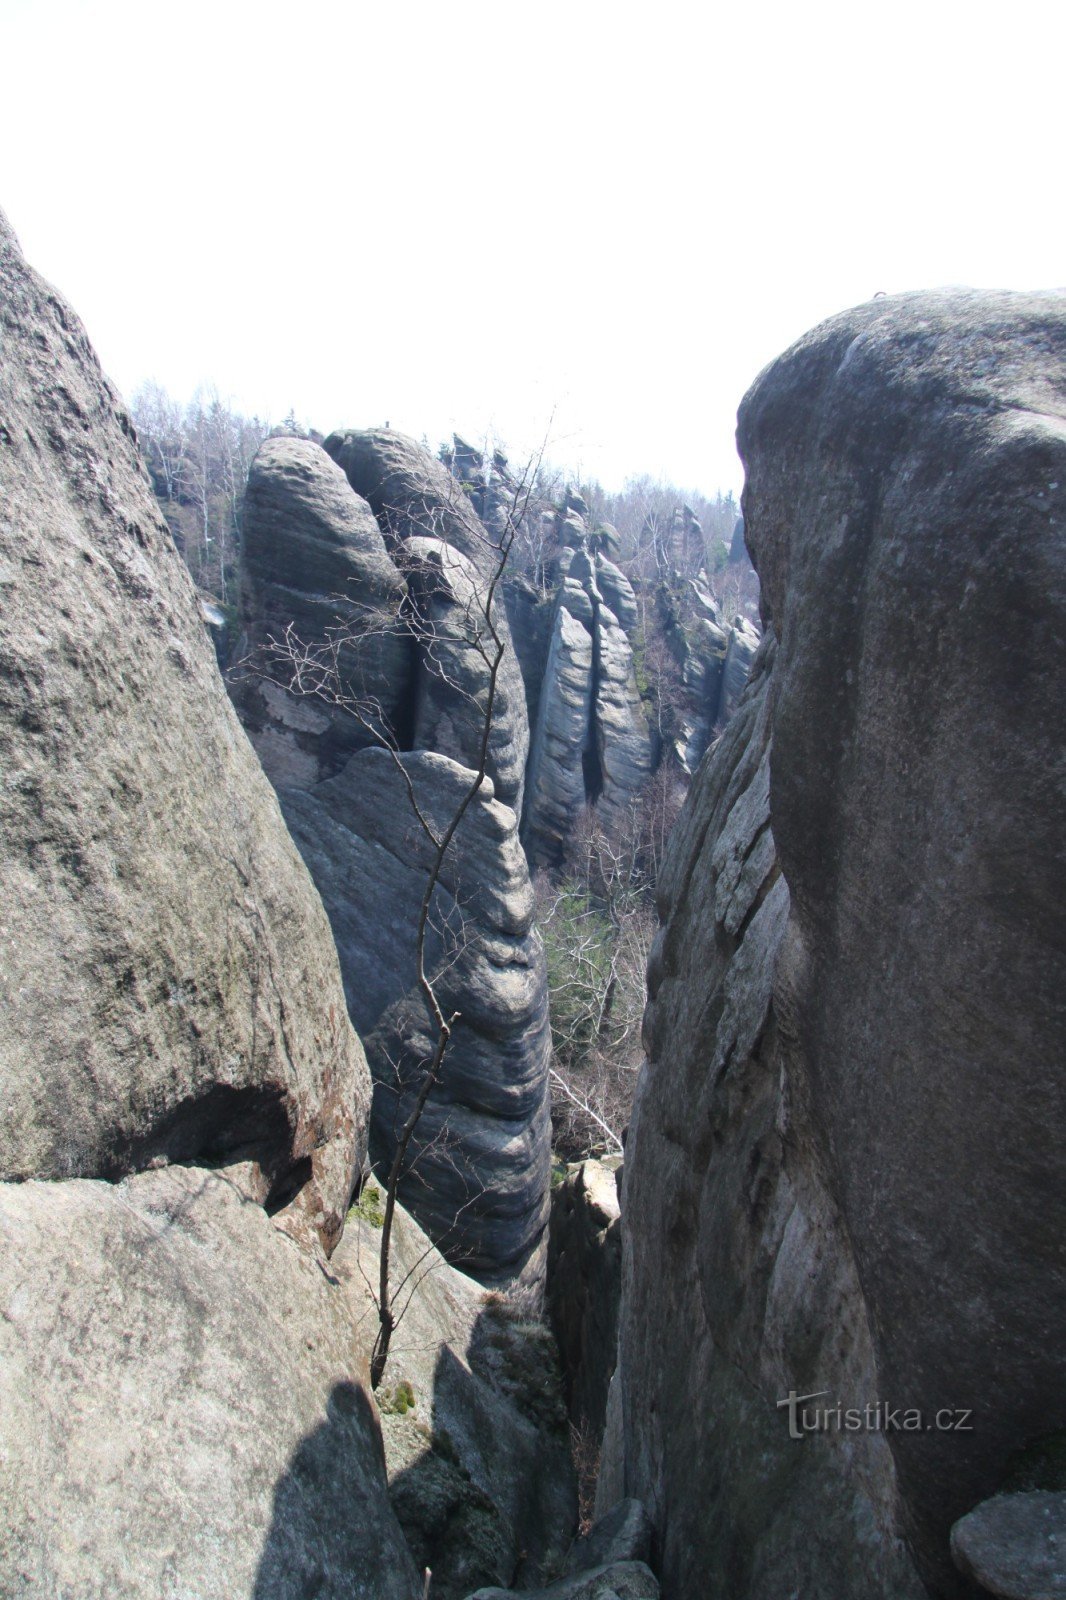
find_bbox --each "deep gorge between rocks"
[0,206,1063,1600]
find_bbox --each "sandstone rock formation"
[325,427,529,815]
[236,430,553,1285]
[0,209,423,1596]
[606,290,1066,1597]
[522,515,653,866]
[236,435,412,787]
[340,1180,574,1598]
[0,1167,421,1599]
[282,750,552,1283]
[0,208,366,1251]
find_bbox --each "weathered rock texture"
[522,525,653,866]
[548,1159,623,1436]
[951,1492,1066,1598]
[340,1180,575,1598]
[236,435,412,787]
[282,750,552,1283]
[0,213,424,1597]
[0,1167,421,1599]
[607,291,1066,1598]
[0,208,366,1250]
[325,427,529,815]
[236,430,552,1285]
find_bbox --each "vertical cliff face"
[0,209,367,1250]
[607,291,1066,1597]
[522,513,655,866]
[236,429,552,1285]
[0,208,427,1597]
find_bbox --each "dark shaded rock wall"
[606,290,1066,1598]
[548,1159,623,1437]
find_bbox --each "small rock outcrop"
[606,291,1066,1597]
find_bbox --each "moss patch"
[349,1180,385,1229]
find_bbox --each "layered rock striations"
[237,429,552,1285]
[0,209,425,1596]
[282,750,552,1283]
[235,435,413,788]
[521,513,654,866]
[325,427,530,815]
[606,291,1066,1597]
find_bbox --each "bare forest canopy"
[130,385,745,612]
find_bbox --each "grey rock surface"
[465,1559,659,1599]
[0,1166,421,1600]
[739,288,1066,1592]
[522,595,596,865]
[594,556,638,633]
[283,748,552,1284]
[951,1492,1066,1598]
[522,544,651,867]
[236,435,412,787]
[593,606,654,832]
[548,1159,623,1436]
[324,428,529,814]
[0,208,366,1250]
[339,1181,575,1599]
[718,614,761,726]
[607,290,1066,1598]
[609,641,920,1599]
[562,1499,653,1579]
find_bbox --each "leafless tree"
[258,457,541,1388]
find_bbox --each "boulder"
[606,290,1066,1598]
[236,435,412,788]
[282,748,552,1285]
[0,1166,421,1599]
[0,208,366,1250]
[951,1492,1066,1598]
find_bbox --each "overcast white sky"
[2,0,1062,494]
